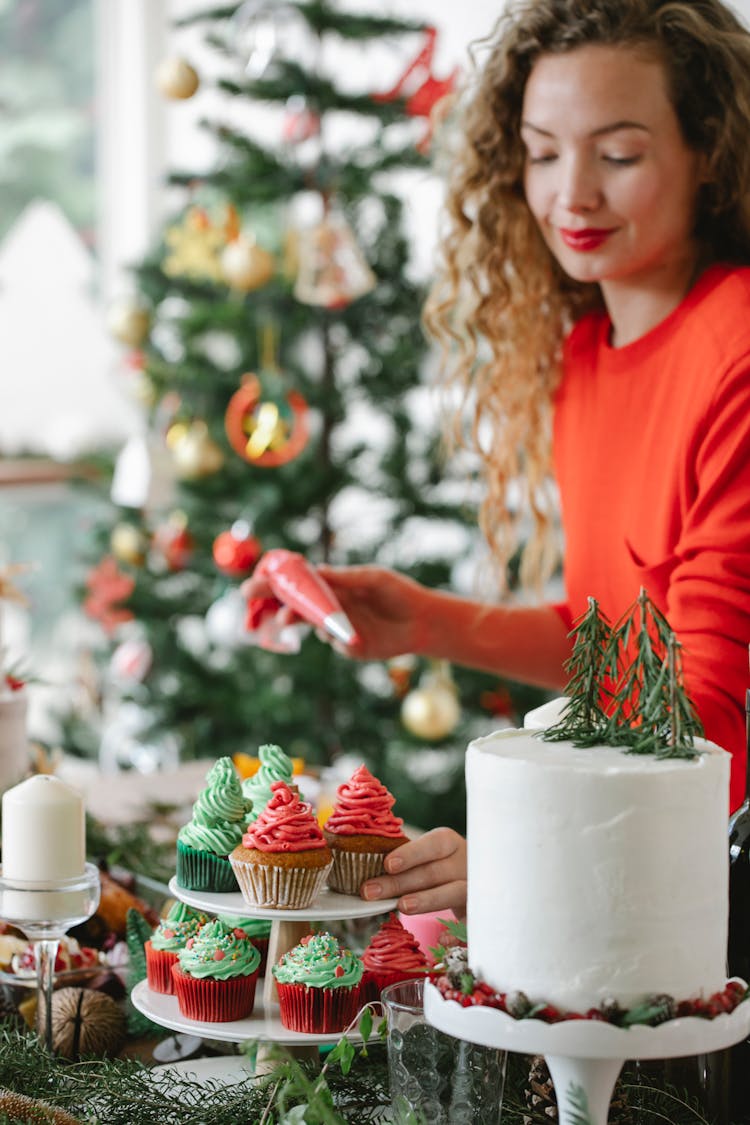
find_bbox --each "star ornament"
[83,556,136,635]
[163,207,228,282]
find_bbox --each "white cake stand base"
[424,980,750,1125]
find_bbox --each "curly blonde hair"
[424,0,750,593]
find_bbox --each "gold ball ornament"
[220,236,275,291]
[401,671,461,741]
[106,298,150,348]
[155,56,200,100]
[171,420,225,479]
[110,522,148,566]
[37,986,127,1060]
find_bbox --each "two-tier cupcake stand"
[132,877,397,1053]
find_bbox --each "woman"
[247,0,750,917]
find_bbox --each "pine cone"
[506,990,532,1018]
[443,945,469,987]
[523,1056,634,1124]
[523,1054,557,1122]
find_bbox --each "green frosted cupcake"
[217,912,272,976]
[176,757,253,891]
[172,918,261,1022]
[145,901,209,994]
[273,931,364,1033]
[242,743,295,823]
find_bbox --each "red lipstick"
[559,227,614,251]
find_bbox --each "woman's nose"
[557,154,602,212]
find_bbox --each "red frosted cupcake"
[323,766,408,894]
[361,913,429,1003]
[273,931,364,1034]
[145,901,209,994]
[171,919,261,1022]
[229,782,332,909]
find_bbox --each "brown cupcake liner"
[229,854,332,909]
[327,849,387,895]
[145,941,179,995]
[176,841,238,892]
[275,980,363,1034]
[171,963,259,1022]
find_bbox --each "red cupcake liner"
[171,963,259,1022]
[275,980,363,1034]
[361,967,428,1006]
[145,941,179,995]
[251,936,270,978]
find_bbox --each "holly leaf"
[327,1035,356,1076]
[438,917,467,943]
[359,1004,373,1045]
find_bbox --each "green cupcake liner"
[176,840,238,892]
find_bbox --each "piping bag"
[245,549,359,653]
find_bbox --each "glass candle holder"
[0,862,101,1052]
[382,977,508,1124]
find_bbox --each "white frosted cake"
[466,725,730,1012]
[0,687,29,794]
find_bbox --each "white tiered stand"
[131,877,397,1051]
[424,980,750,1125]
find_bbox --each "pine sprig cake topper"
[542,588,704,758]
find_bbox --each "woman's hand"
[242,564,429,662]
[360,827,467,920]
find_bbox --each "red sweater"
[554,264,750,812]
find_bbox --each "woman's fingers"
[384,827,463,874]
[360,828,467,918]
[397,880,468,919]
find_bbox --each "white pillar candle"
[2,775,86,882]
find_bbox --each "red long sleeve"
[554,264,750,811]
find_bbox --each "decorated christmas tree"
[64,1,547,831]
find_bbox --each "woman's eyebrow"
[520,119,651,137]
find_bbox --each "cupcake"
[176,757,253,891]
[171,918,261,1022]
[242,743,297,823]
[273,931,364,1033]
[230,781,332,909]
[322,765,408,894]
[145,901,209,994]
[360,913,429,1003]
[217,913,272,976]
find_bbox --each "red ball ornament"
[212,521,261,577]
[154,514,195,571]
[225,372,309,467]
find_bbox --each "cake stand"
[130,878,398,1057]
[424,980,750,1125]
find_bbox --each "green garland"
[0,1024,731,1124]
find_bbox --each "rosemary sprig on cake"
[542,588,703,758]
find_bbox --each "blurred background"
[8,0,742,831]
